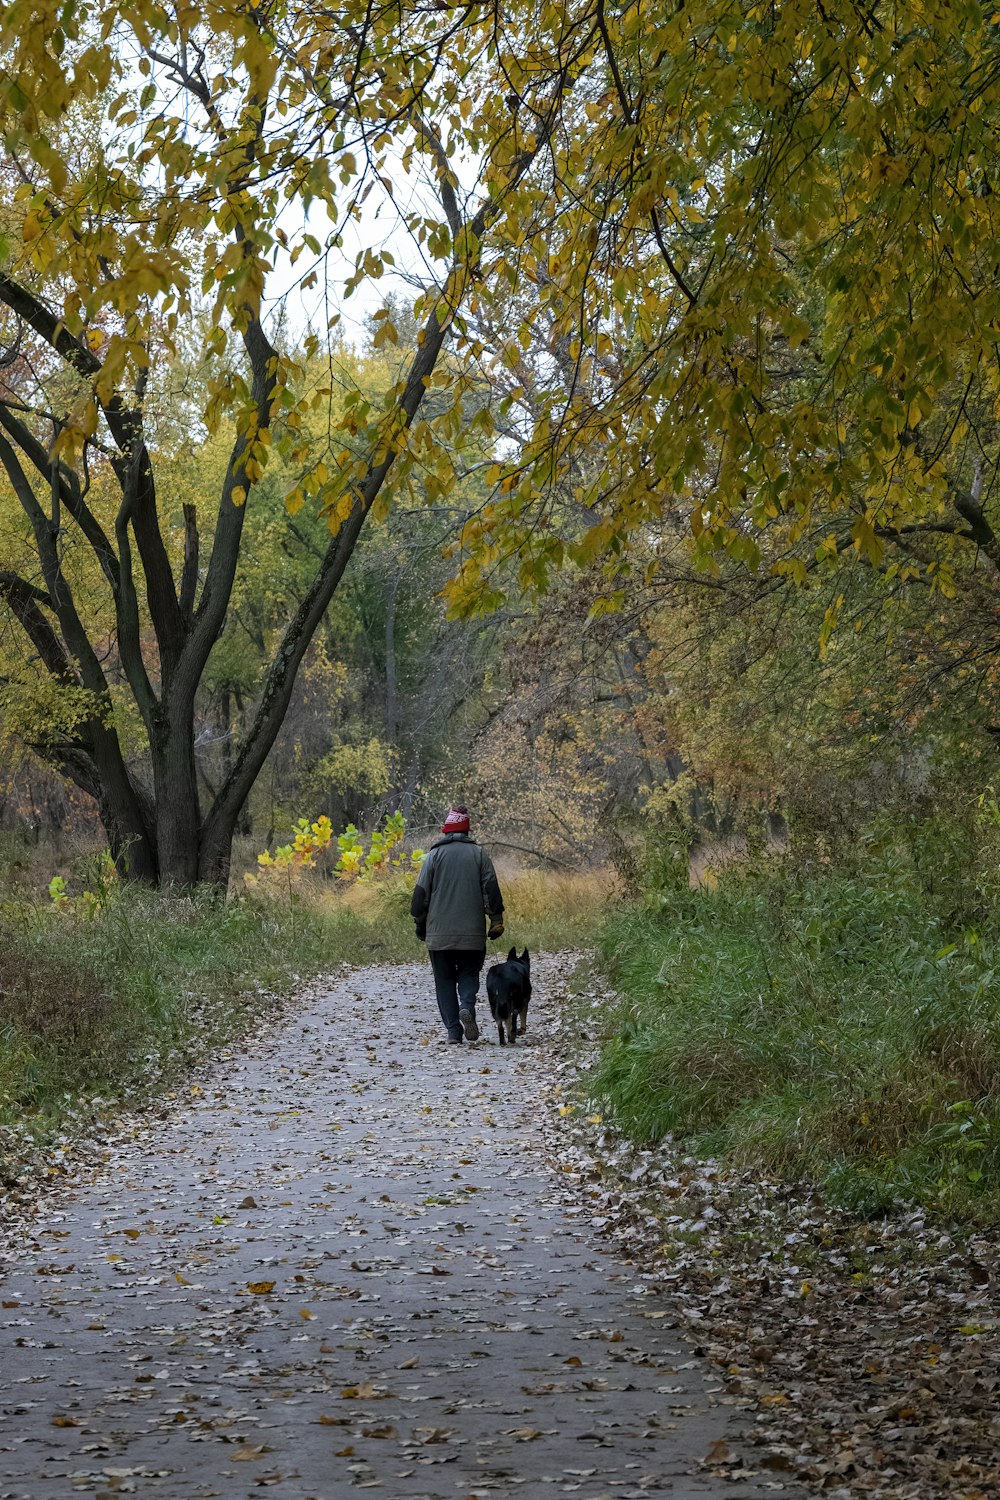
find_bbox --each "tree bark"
[89,729,159,883]
[151,699,203,886]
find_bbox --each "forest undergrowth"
[593,808,1000,1221]
[0,844,608,1186]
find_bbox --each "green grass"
[591,832,1000,1219]
[0,862,611,1181]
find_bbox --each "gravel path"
[0,958,797,1500]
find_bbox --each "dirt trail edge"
[0,958,800,1500]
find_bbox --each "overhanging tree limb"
[0,401,120,590]
[0,270,183,667]
[0,568,75,682]
[952,486,1000,572]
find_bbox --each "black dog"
[486,947,531,1046]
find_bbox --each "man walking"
[411,806,504,1043]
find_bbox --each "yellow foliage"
[256,815,333,875]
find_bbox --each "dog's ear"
[507,946,517,961]
[521,948,530,964]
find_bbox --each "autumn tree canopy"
[452,0,1000,623]
[0,0,579,884]
[3,0,1000,884]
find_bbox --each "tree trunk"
[89,726,159,884]
[151,703,202,886]
[197,822,236,889]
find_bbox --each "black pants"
[429,950,484,1039]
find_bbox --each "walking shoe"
[447,1033,463,1045]
[458,1007,479,1042]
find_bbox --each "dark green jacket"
[410,834,504,952]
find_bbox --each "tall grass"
[591,819,1000,1219]
[0,863,610,1181]
[308,864,609,953]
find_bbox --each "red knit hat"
[442,805,470,834]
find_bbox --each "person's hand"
[414,921,427,941]
[488,920,504,940]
